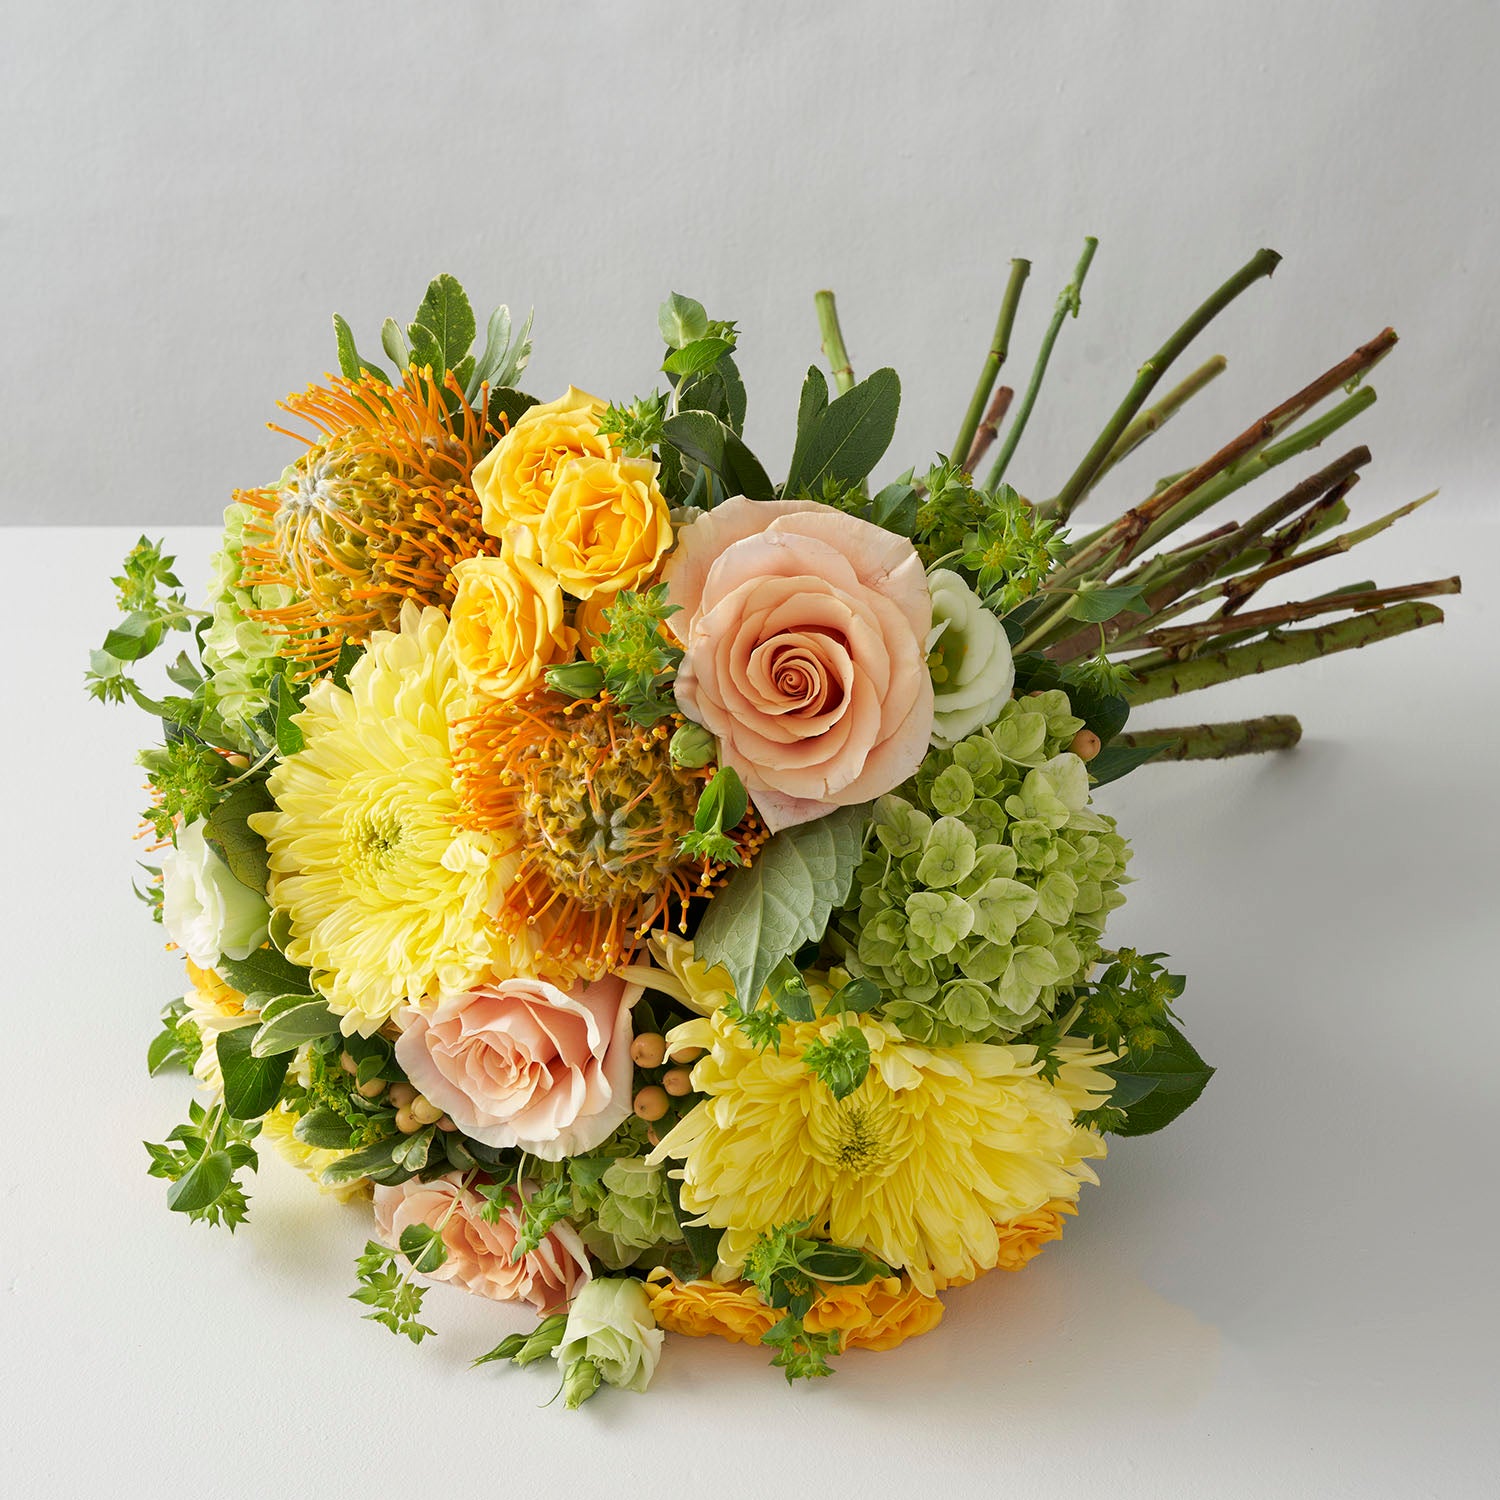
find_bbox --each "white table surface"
[3,521,1497,1499]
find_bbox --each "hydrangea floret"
[834,688,1130,1043]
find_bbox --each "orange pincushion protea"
[455,691,767,984]
[238,368,497,669]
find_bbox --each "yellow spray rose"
[473,387,611,536]
[448,529,578,701]
[539,453,673,600]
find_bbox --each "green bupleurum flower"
[832,689,1130,1044]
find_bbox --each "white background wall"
[3,0,1497,527]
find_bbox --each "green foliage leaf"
[765,957,815,1022]
[398,1222,450,1275]
[665,1171,723,1278]
[332,314,389,384]
[218,943,313,1000]
[407,273,476,378]
[250,1000,340,1056]
[1070,583,1150,624]
[166,1150,232,1213]
[1087,740,1169,787]
[204,779,275,894]
[867,480,919,536]
[784,367,900,496]
[659,292,710,349]
[293,1106,355,1150]
[321,1137,400,1186]
[102,611,165,662]
[694,806,866,1005]
[661,411,775,501]
[785,366,831,495]
[489,385,539,431]
[269,672,306,757]
[216,1026,291,1121]
[664,336,734,377]
[1106,1018,1214,1136]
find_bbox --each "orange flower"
[644,1270,944,1354]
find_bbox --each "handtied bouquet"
[92,245,1457,1403]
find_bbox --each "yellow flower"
[259,1106,371,1203]
[181,959,256,1094]
[933,1200,1076,1288]
[250,602,509,1035]
[538,454,673,600]
[448,527,578,701]
[644,1270,944,1353]
[651,1010,1110,1296]
[473,387,611,536]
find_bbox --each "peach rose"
[394,974,640,1160]
[374,1174,589,1314]
[663,497,934,833]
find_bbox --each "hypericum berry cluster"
[833,690,1130,1044]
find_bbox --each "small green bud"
[545,661,605,699]
[561,1355,603,1409]
[669,722,717,768]
[514,1313,568,1366]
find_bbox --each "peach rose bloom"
[538,453,673,600]
[374,1174,589,1314]
[472,387,610,537]
[394,974,640,1160]
[663,497,934,833]
[448,528,577,701]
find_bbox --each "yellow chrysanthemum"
[650,1010,1111,1296]
[250,602,509,1034]
[644,1269,945,1352]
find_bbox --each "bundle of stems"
[825,243,1458,764]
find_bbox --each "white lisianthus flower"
[553,1277,664,1405]
[926,569,1017,747]
[161,819,270,968]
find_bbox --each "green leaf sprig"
[587,584,683,725]
[677,765,748,866]
[742,1220,890,1382]
[144,1100,260,1230]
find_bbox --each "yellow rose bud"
[449,528,578,701]
[539,454,673,601]
[472,387,611,537]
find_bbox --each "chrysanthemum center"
[810,1093,903,1181]
[342,806,408,876]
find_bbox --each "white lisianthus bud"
[160,819,270,967]
[925,569,1017,748]
[552,1277,664,1402]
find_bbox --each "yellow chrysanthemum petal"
[250,602,508,1034]
[651,1011,1110,1296]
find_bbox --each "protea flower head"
[238,369,497,670]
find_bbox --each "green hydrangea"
[832,690,1130,1044]
[201,500,296,741]
[575,1157,681,1271]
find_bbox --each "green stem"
[984,237,1098,490]
[1115,714,1303,760]
[1046,247,1282,523]
[952,258,1030,463]
[814,290,856,395]
[1075,354,1228,503]
[1123,601,1446,704]
[1132,575,1460,651]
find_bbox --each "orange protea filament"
[455,692,765,983]
[237,368,497,669]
